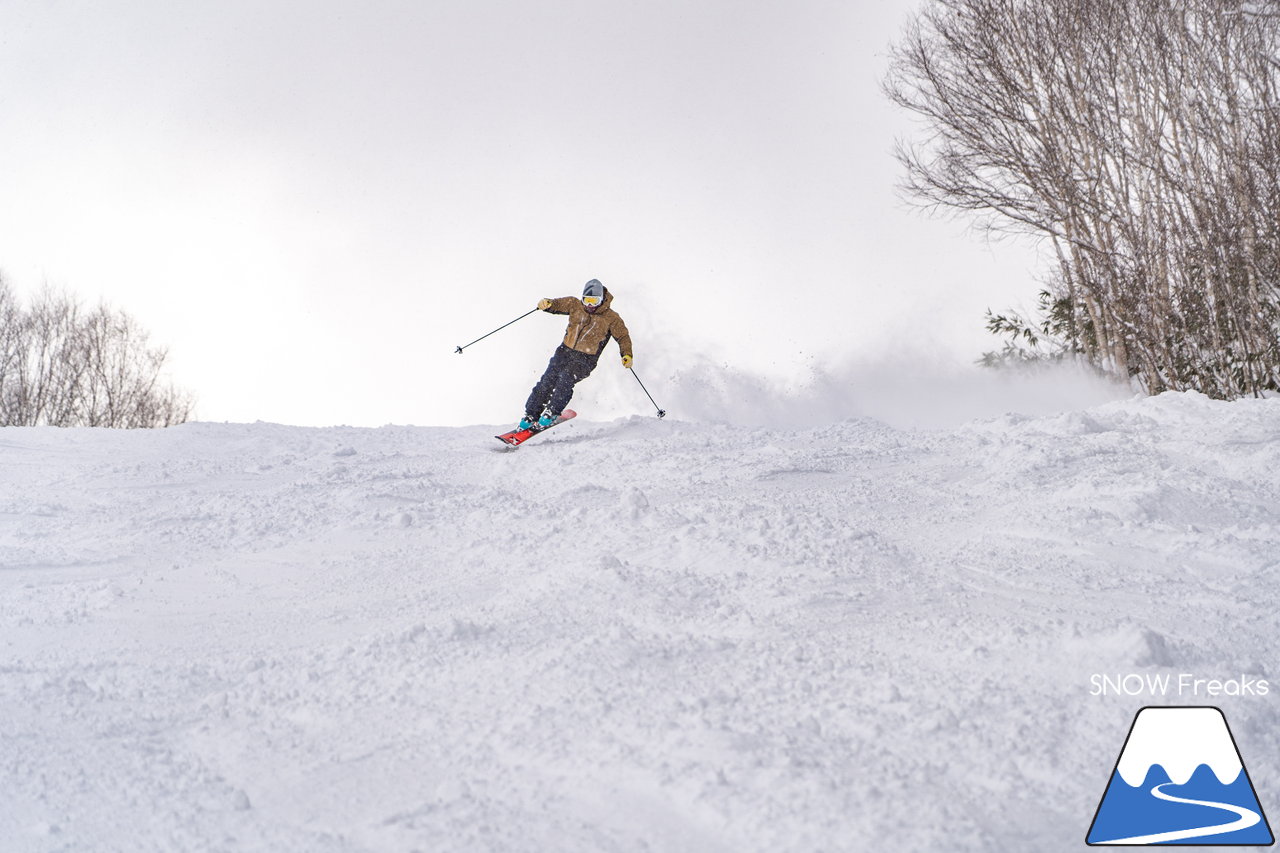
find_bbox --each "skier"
[517,279,633,430]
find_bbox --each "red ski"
[495,409,577,447]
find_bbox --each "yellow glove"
[622,354,633,369]
[538,298,552,311]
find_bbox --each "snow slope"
[3,391,1279,851]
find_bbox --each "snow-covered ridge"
[1116,707,1242,786]
[3,391,1279,851]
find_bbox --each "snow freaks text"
[1091,673,1271,698]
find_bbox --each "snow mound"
[2,391,1278,851]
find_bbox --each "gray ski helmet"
[582,279,604,306]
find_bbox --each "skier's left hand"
[622,355,633,369]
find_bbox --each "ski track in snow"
[2,391,1279,851]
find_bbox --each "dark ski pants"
[526,344,598,419]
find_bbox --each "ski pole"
[455,308,539,354]
[630,368,667,418]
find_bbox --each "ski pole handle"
[455,308,539,354]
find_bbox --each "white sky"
[0,0,1050,427]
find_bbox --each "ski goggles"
[582,294,603,307]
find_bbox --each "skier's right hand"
[538,298,552,311]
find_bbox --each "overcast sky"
[0,0,1051,427]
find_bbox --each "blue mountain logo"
[1088,706,1274,846]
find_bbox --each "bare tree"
[0,276,193,428]
[886,0,1280,398]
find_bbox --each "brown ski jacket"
[545,288,633,360]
